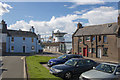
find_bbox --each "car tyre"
[64,72,72,80]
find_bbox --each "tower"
[53,29,67,42]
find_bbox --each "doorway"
[98,48,101,58]
[83,48,87,57]
[23,46,25,53]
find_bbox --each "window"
[116,67,120,72]
[86,36,90,41]
[79,47,82,52]
[88,48,91,53]
[79,37,82,43]
[103,48,108,56]
[103,35,107,43]
[99,36,101,42]
[11,37,14,42]
[38,40,41,43]
[92,48,96,53]
[92,36,95,42]
[11,46,14,51]
[31,46,35,50]
[23,37,25,41]
[32,38,34,42]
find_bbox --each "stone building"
[72,15,120,63]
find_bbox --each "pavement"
[2,56,25,80]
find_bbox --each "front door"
[98,48,101,58]
[83,48,87,57]
[23,46,25,53]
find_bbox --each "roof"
[7,30,37,37]
[74,23,119,37]
[43,42,60,46]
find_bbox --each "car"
[49,58,97,79]
[47,54,83,67]
[80,62,120,80]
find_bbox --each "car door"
[84,60,95,71]
[73,60,85,75]
[116,66,120,79]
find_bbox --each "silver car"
[80,63,120,80]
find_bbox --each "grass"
[26,56,63,80]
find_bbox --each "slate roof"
[74,23,119,37]
[7,30,37,37]
[43,42,60,46]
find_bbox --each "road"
[2,56,25,80]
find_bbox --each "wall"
[6,36,37,53]
[73,35,120,63]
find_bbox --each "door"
[83,48,87,57]
[98,48,101,58]
[23,46,25,53]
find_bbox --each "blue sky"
[0,1,119,41]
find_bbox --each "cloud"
[80,6,118,25]
[8,14,80,41]
[0,2,12,16]
[25,16,34,18]
[68,0,104,8]
[64,5,68,7]
[73,9,89,14]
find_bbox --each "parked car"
[80,62,120,80]
[47,54,83,67]
[49,58,97,79]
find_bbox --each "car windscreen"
[57,55,67,59]
[65,59,78,66]
[95,64,116,74]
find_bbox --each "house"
[0,20,43,54]
[43,29,67,53]
[72,15,120,63]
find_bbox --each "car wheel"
[64,72,72,80]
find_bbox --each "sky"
[0,0,119,41]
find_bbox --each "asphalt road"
[2,56,25,79]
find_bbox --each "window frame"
[31,46,35,50]
[103,35,107,43]
[11,37,14,42]
[92,48,96,53]
[88,48,91,53]
[11,46,14,51]
[103,48,108,56]
[23,37,25,41]
[85,36,91,41]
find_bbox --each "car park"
[47,54,83,67]
[49,58,97,79]
[80,62,120,80]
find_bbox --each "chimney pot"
[77,22,82,29]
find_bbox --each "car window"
[77,60,84,66]
[84,60,94,65]
[116,66,120,72]
[95,64,116,73]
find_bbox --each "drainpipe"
[95,35,98,58]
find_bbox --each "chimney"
[1,20,7,33]
[30,26,35,33]
[77,22,82,29]
[118,14,120,25]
